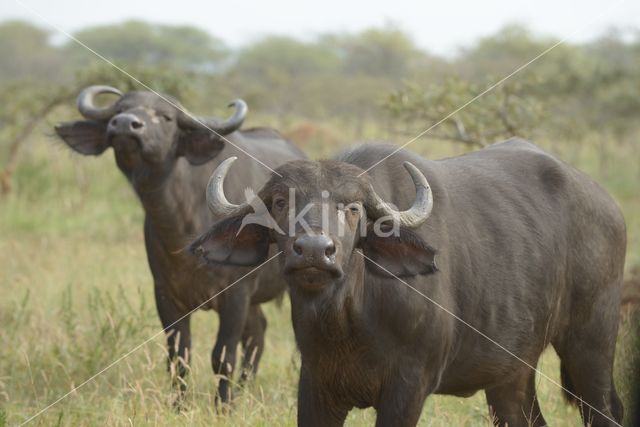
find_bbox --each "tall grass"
[1,126,638,426]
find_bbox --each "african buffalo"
[190,139,626,426]
[55,85,305,404]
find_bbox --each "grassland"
[0,125,638,426]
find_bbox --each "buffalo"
[55,85,305,404]
[190,139,626,426]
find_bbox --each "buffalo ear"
[178,130,225,166]
[55,120,109,155]
[189,215,270,266]
[360,225,437,278]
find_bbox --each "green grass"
[1,130,638,426]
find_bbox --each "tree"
[231,36,341,122]
[64,21,228,72]
[583,30,640,140]
[383,76,545,148]
[321,25,420,81]
[455,24,597,98]
[0,21,63,84]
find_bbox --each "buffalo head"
[190,158,437,292]
[55,85,247,180]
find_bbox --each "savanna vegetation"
[0,19,638,426]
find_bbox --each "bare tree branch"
[0,91,74,196]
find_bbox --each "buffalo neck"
[131,160,207,253]
[290,254,368,350]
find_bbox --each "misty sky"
[4,0,639,55]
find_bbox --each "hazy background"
[4,0,640,55]
[1,1,639,426]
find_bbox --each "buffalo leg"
[297,366,349,427]
[240,304,267,383]
[552,279,623,427]
[155,288,192,403]
[554,341,622,426]
[212,287,251,405]
[375,378,430,427]
[485,367,547,427]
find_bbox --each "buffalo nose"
[292,234,336,263]
[108,113,145,134]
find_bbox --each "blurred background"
[1,0,639,425]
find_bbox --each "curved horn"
[206,156,250,217]
[77,85,122,120]
[214,99,248,134]
[178,99,248,135]
[367,162,433,228]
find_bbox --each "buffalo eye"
[161,114,172,122]
[273,196,287,211]
[344,202,361,216]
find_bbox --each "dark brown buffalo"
[55,86,305,404]
[190,140,626,426]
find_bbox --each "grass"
[0,127,638,426]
